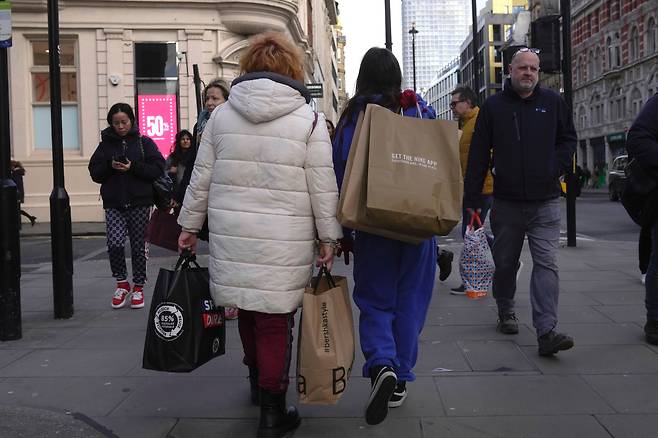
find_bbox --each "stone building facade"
[8,0,340,221]
[423,58,461,121]
[459,0,528,102]
[571,0,658,182]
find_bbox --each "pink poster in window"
[138,94,177,159]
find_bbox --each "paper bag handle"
[312,266,336,293]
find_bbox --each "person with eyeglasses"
[463,47,577,357]
[448,85,496,294]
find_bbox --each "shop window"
[31,39,79,150]
[134,42,180,159]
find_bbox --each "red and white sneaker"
[130,287,145,309]
[112,286,130,309]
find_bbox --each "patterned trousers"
[105,206,151,285]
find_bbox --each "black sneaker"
[645,319,658,345]
[388,381,407,408]
[450,284,466,295]
[365,366,397,425]
[437,249,453,281]
[497,312,519,334]
[538,330,574,356]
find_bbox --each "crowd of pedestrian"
[79,32,658,438]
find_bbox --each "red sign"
[138,94,177,159]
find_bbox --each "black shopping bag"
[142,251,226,372]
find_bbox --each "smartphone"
[113,154,128,164]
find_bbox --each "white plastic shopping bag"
[459,213,495,299]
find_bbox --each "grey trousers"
[491,198,561,336]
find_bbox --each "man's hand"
[178,231,198,254]
[336,237,354,265]
[316,243,335,271]
[465,208,483,228]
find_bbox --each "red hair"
[239,32,305,83]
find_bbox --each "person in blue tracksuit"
[333,48,436,426]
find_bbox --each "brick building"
[571,0,658,184]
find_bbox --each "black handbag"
[621,158,658,227]
[142,251,226,372]
[139,136,174,209]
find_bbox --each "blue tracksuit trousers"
[353,231,436,382]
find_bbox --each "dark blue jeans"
[646,220,658,320]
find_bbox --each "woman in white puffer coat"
[177,32,341,438]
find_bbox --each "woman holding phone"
[89,103,165,309]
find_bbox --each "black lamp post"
[385,0,393,51]
[409,23,419,92]
[561,0,577,247]
[47,0,74,318]
[471,0,480,98]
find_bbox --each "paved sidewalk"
[1,236,657,437]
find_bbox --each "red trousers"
[238,309,295,394]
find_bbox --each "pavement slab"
[583,375,658,414]
[520,345,658,374]
[0,327,89,350]
[420,415,612,438]
[435,375,614,416]
[458,340,537,372]
[0,349,140,377]
[593,304,646,323]
[0,377,140,417]
[0,405,106,438]
[595,414,658,438]
[91,416,178,438]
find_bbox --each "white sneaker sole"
[130,302,145,309]
[388,390,407,408]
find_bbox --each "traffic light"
[531,15,562,73]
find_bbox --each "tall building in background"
[401,0,471,92]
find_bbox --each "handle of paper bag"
[312,266,336,293]
[174,249,201,271]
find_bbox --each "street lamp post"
[561,0,577,247]
[409,23,418,92]
[385,0,393,51]
[471,0,480,98]
[47,0,74,318]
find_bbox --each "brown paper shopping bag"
[297,267,354,405]
[366,104,463,237]
[337,106,426,244]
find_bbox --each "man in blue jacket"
[464,48,577,356]
[626,93,658,345]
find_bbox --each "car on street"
[608,154,628,201]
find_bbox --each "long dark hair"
[337,48,402,131]
[168,129,193,166]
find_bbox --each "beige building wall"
[9,0,339,222]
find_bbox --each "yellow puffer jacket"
[459,106,493,195]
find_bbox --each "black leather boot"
[248,366,259,406]
[257,388,301,438]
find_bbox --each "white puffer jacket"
[178,73,342,314]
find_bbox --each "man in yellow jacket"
[450,86,495,294]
